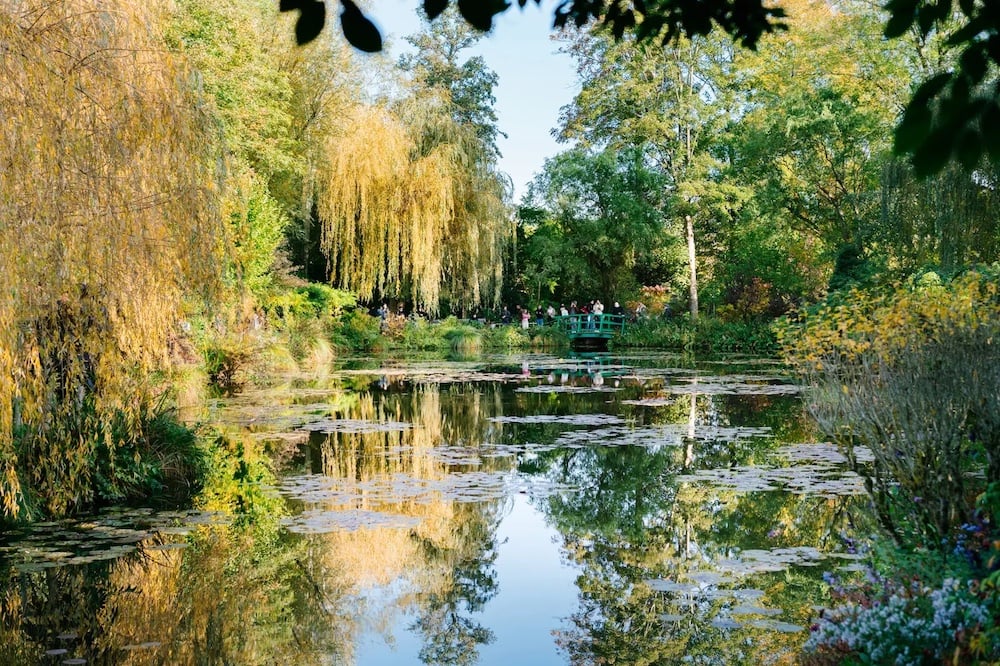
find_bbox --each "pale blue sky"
[369,0,579,201]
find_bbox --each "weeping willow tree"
[317,104,455,311]
[317,9,511,315]
[402,91,510,314]
[0,0,224,518]
[432,109,510,314]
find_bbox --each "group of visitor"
[496,298,635,329]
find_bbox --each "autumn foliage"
[0,0,224,518]
[782,270,1000,548]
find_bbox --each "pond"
[0,352,872,665]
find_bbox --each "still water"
[0,353,870,665]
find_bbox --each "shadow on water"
[1,352,874,665]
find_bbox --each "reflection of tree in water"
[0,523,354,665]
[545,444,696,664]
[530,390,851,665]
[410,502,503,666]
[299,382,510,665]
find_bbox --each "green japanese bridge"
[553,314,628,349]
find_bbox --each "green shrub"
[614,317,777,354]
[784,271,1000,550]
[332,310,381,350]
[202,333,260,392]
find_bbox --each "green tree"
[878,161,1000,272]
[399,7,512,314]
[168,0,359,293]
[294,0,999,178]
[728,0,906,259]
[558,29,749,320]
[519,147,681,304]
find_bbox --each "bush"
[202,333,261,393]
[614,316,777,354]
[783,270,1000,550]
[803,577,999,664]
[333,310,381,351]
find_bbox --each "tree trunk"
[685,214,699,321]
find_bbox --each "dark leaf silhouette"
[424,0,450,20]
[295,1,326,45]
[341,0,382,51]
[456,0,507,32]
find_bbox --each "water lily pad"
[301,419,412,434]
[644,579,690,593]
[514,385,619,394]
[489,414,625,426]
[281,509,422,534]
[711,618,742,630]
[746,619,805,633]
[145,543,187,552]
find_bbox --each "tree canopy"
[283,0,1000,177]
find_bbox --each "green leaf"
[955,127,982,170]
[911,128,954,177]
[894,101,933,154]
[982,102,1000,160]
[340,0,382,52]
[883,0,919,37]
[295,2,326,45]
[959,44,988,83]
[911,72,951,105]
[423,0,449,20]
[946,16,988,46]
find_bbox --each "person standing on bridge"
[611,301,624,317]
[592,300,604,329]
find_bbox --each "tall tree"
[0,0,224,517]
[317,7,511,314]
[399,8,512,313]
[316,104,455,310]
[558,29,747,320]
[297,0,999,180]
[519,147,681,304]
[166,0,359,294]
[728,0,908,258]
[879,161,1000,272]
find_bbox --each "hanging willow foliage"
[317,104,454,311]
[317,97,510,314]
[0,0,224,517]
[401,91,511,312]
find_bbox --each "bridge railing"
[553,313,627,337]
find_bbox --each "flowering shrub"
[803,577,999,664]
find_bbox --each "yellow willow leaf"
[1,0,225,518]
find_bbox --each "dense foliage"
[0,0,224,517]
[783,271,1000,662]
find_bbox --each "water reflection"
[1,353,870,665]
